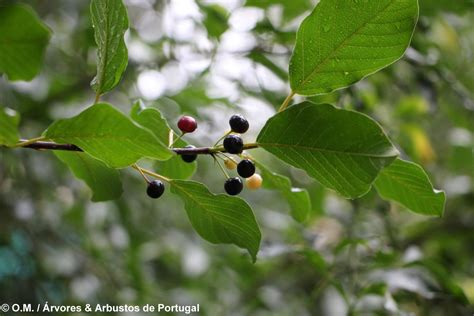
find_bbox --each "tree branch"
[12,140,259,155]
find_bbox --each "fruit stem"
[169,131,185,148]
[218,152,238,164]
[131,164,170,183]
[212,154,230,179]
[133,163,150,183]
[213,130,232,147]
[278,91,296,112]
[11,137,48,148]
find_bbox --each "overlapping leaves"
[43,103,172,168]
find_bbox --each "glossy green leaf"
[257,102,398,198]
[90,0,129,95]
[256,162,311,222]
[0,4,51,81]
[54,151,123,202]
[170,180,261,262]
[43,103,172,168]
[0,106,20,146]
[289,0,418,95]
[374,158,445,216]
[130,101,197,179]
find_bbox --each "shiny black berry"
[224,177,243,195]
[177,116,197,133]
[229,114,249,134]
[237,159,255,178]
[181,145,197,163]
[147,180,165,199]
[223,135,244,154]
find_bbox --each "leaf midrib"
[258,141,397,158]
[294,0,398,91]
[96,0,110,93]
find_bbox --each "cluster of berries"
[146,114,262,199]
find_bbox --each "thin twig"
[10,140,259,155]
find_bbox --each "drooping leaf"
[257,102,398,198]
[289,0,418,95]
[90,0,129,95]
[406,260,469,304]
[248,51,288,81]
[43,103,172,168]
[170,180,261,262]
[374,158,445,216]
[130,101,197,179]
[256,161,311,222]
[0,106,20,146]
[0,4,51,81]
[54,151,123,202]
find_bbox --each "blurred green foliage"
[0,1,473,315]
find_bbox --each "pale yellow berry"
[245,173,262,190]
[224,158,237,170]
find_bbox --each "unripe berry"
[229,114,249,134]
[224,158,237,170]
[181,145,197,163]
[223,135,243,154]
[224,177,243,195]
[237,159,255,178]
[245,174,262,190]
[177,116,197,133]
[147,180,165,198]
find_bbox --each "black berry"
[224,177,243,195]
[223,135,244,154]
[147,180,165,199]
[181,145,197,163]
[237,159,255,178]
[229,114,249,134]
[177,116,197,133]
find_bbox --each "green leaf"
[289,0,418,95]
[130,101,197,179]
[200,4,228,39]
[170,180,261,262]
[90,0,129,95]
[256,162,311,222]
[374,158,445,216]
[0,4,51,81]
[257,102,398,198]
[156,158,197,180]
[54,151,123,202]
[0,106,20,146]
[43,103,172,168]
[130,101,171,143]
[406,260,469,304]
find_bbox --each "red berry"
[177,116,197,133]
